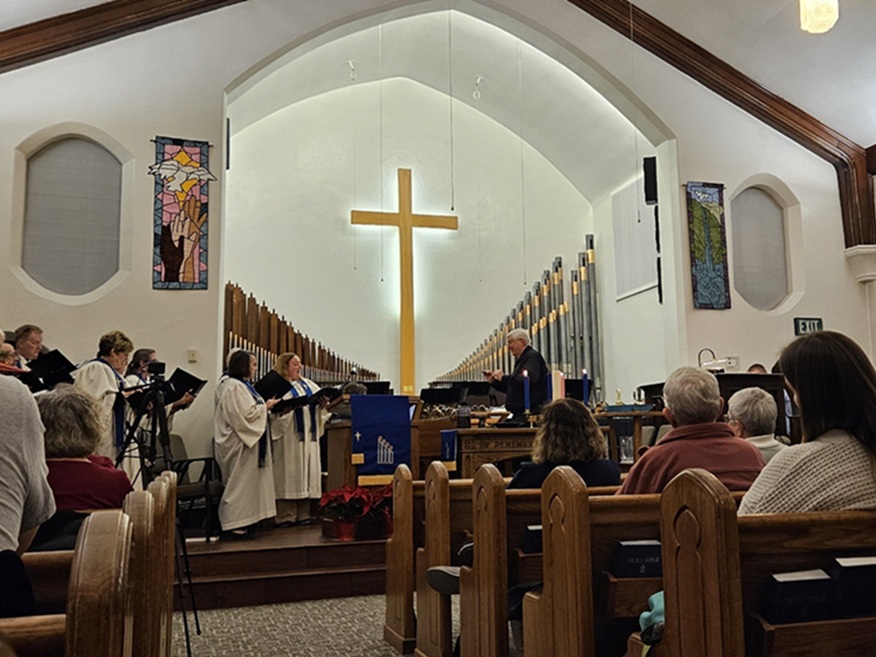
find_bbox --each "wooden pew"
[522,469,665,657]
[660,468,876,657]
[151,472,176,657]
[0,510,134,657]
[20,474,174,657]
[385,464,477,656]
[384,464,416,653]
[414,461,472,657]
[446,463,620,657]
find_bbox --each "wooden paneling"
[0,0,245,74]
[568,0,876,247]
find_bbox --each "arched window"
[730,186,788,310]
[22,137,122,296]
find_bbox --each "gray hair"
[727,387,777,436]
[507,328,531,346]
[37,384,102,458]
[663,366,722,426]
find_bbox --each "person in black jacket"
[485,328,549,417]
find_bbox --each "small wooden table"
[593,410,665,464]
[456,427,537,478]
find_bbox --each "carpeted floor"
[171,594,522,656]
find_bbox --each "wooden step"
[175,524,386,609]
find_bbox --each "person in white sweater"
[740,331,876,514]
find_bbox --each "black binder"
[17,350,76,392]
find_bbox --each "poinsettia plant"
[319,484,393,522]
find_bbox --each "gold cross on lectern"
[351,168,458,394]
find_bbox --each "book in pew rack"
[830,556,876,619]
[763,568,833,625]
[613,540,662,578]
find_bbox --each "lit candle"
[582,369,589,406]
[523,369,530,414]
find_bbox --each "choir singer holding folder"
[485,328,549,418]
[268,353,331,526]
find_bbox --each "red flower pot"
[333,518,357,542]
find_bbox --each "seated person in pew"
[427,398,620,605]
[29,385,133,551]
[727,387,788,463]
[0,376,55,555]
[618,366,764,495]
[507,398,621,489]
[740,330,876,514]
[0,376,54,618]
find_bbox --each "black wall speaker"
[643,156,657,205]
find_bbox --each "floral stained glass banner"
[686,181,730,310]
[149,136,215,290]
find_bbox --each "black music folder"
[163,368,207,407]
[255,372,340,413]
[18,350,76,392]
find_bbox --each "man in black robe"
[485,328,549,417]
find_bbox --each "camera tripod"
[118,373,174,486]
[119,373,201,657]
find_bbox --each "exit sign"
[794,317,823,335]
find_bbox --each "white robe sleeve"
[219,380,267,449]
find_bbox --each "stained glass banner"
[686,181,730,310]
[149,136,215,290]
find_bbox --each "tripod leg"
[176,519,201,634]
[174,521,194,657]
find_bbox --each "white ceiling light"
[800,0,839,34]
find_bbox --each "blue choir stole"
[290,379,317,441]
[96,358,128,452]
[350,395,411,482]
[242,380,269,467]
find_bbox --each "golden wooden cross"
[351,168,458,394]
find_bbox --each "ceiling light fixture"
[800,0,839,34]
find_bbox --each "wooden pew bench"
[0,509,133,657]
[386,463,480,656]
[660,468,876,657]
[458,464,625,657]
[16,473,176,657]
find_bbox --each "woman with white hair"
[726,387,787,463]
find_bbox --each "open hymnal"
[254,371,340,414]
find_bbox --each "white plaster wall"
[225,79,593,389]
[0,0,868,458]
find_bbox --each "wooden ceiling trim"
[568,0,876,247]
[0,0,246,75]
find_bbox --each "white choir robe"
[74,359,125,459]
[214,377,277,531]
[269,377,329,503]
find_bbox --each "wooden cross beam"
[351,168,458,394]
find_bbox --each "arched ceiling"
[227,10,657,205]
[8,1,875,149]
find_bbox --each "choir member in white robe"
[268,353,330,525]
[214,350,279,537]
[73,330,133,461]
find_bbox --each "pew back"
[661,468,876,657]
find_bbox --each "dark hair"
[532,398,607,464]
[228,350,255,380]
[126,348,156,377]
[779,331,876,454]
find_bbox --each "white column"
[844,245,876,357]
